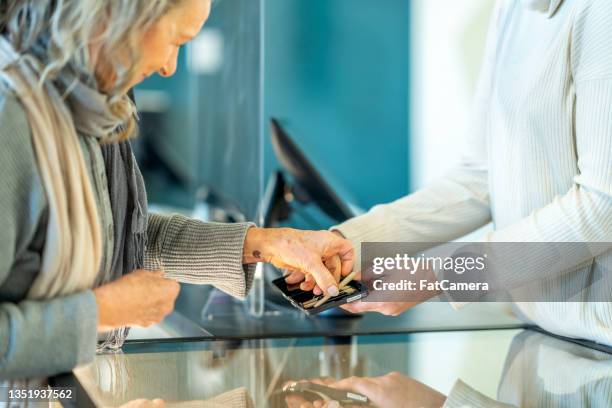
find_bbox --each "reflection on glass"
[282,332,612,408]
[75,330,611,407]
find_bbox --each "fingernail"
[327,401,340,408]
[327,286,339,296]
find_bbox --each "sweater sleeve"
[0,292,98,380]
[333,2,504,266]
[144,213,256,300]
[0,91,98,379]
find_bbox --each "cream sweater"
[336,0,612,346]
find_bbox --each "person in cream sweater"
[293,0,612,346]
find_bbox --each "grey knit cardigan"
[0,90,255,380]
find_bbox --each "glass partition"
[129,0,412,337]
[131,0,266,331]
[133,0,264,219]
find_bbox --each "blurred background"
[133,0,494,226]
[128,0,505,399]
[131,0,495,326]
[55,4,598,405]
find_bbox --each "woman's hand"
[340,300,418,316]
[329,372,447,408]
[93,269,180,332]
[118,399,166,408]
[283,373,446,408]
[280,230,351,296]
[289,374,445,408]
[339,253,440,316]
[243,228,354,297]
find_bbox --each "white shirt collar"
[521,0,564,18]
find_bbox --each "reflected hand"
[117,399,165,408]
[330,372,446,408]
[283,378,340,408]
[340,300,417,317]
[244,228,354,296]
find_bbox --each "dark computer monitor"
[256,119,360,317]
[269,118,355,224]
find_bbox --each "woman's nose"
[159,50,179,77]
[159,63,177,77]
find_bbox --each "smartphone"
[282,381,370,406]
[271,276,368,315]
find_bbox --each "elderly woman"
[0,0,353,381]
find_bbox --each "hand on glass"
[243,227,354,297]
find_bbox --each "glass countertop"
[69,328,612,407]
[130,289,528,341]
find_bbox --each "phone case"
[271,276,368,315]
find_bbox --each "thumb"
[324,255,342,284]
[340,301,368,314]
[330,377,371,397]
[307,260,339,297]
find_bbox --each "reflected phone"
[282,381,370,406]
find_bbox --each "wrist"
[93,286,112,332]
[243,227,280,264]
[330,229,345,238]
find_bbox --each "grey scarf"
[62,80,149,351]
[26,34,148,350]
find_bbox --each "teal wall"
[264,0,411,211]
[136,0,262,216]
[136,0,411,223]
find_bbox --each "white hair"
[0,0,185,140]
